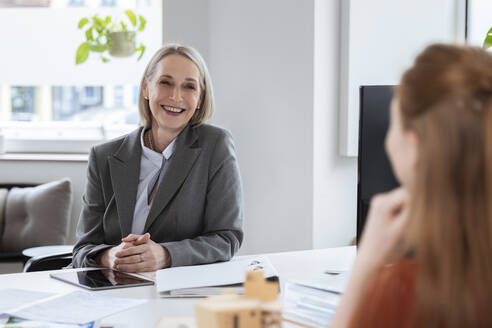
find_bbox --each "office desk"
[0,246,356,328]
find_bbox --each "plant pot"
[107,31,136,57]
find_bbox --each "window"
[11,87,35,121]
[0,0,162,153]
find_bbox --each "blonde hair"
[138,43,214,127]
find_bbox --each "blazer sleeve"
[72,147,113,267]
[161,130,244,267]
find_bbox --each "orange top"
[350,259,417,328]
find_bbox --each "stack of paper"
[0,289,146,325]
[282,272,350,327]
[156,256,278,297]
[0,316,93,328]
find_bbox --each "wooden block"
[244,271,279,302]
[195,297,262,328]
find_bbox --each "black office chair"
[23,251,73,272]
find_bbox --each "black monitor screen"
[357,85,399,243]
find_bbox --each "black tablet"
[50,269,154,291]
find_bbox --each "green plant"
[75,9,146,64]
[483,26,492,49]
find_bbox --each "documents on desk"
[156,256,278,297]
[282,272,350,328]
[0,288,145,325]
[0,315,93,327]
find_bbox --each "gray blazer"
[72,124,243,268]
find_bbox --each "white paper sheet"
[8,291,146,324]
[0,289,53,314]
[0,315,9,325]
[0,316,93,328]
[156,256,277,296]
[290,271,350,294]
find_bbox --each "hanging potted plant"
[75,9,146,64]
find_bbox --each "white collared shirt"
[130,128,176,235]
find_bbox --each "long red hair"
[355,44,492,328]
[399,44,492,328]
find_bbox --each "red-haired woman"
[331,44,492,328]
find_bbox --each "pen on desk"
[324,269,346,275]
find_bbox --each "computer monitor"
[357,85,399,243]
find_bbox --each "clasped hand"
[99,233,170,272]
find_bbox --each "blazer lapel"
[144,125,201,232]
[108,127,143,237]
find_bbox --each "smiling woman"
[72,44,244,273]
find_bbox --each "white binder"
[156,256,278,297]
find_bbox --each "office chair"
[23,251,73,272]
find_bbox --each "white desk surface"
[0,246,356,328]
[22,245,74,258]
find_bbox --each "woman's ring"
[139,254,144,262]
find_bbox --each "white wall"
[313,0,357,248]
[163,0,210,62]
[338,0,462,156]
[207,0,315,254]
